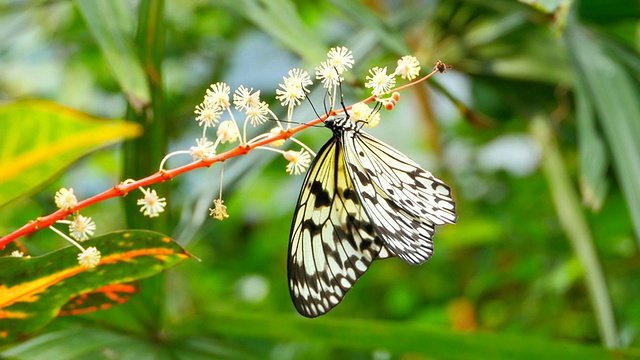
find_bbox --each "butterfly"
[288,110,457,317]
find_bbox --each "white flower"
[194,102,222,127]
[217,120,240,144]
[55,188,78,211]
[269,127,286,147]
[284,149,311,175]
[137,188,167,218]
[10,250,24,257]
[190,137,216,160]
[394,55,421,80]
[350,102,380,128]
[315,60,342,88]
[233,86,261,111]
[69,214,96,241]
[209,198,229,220]
[78,246,101,269]
[205,82,231,110]
[327,46,354,75]
[245,101,269,126]
[365,66,396,96]
[276,68,312,107]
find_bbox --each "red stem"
[0,68,441,248]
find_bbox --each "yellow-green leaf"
[0,100,142,207]
[0,230,190,345]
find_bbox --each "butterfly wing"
[343,131,457,265]
[288,136,386,318]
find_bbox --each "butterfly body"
[288,114,456,317]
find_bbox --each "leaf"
[224,0,327,66]
[74,0,151,110]
[0,100,142,208]
[58,282,139,317]
[202,311,635,359]
[0,230,190,345]
[565,25,640,244]
[2,327,257,360]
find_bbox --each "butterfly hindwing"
[342,130,454,265]
[288,136,385,317]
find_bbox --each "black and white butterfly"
[288,110,457,317]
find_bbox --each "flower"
[209,198,229,220]
[350,102,380,128]
[394,55,421,80]
[78,246,101,269]
[276,68,312,107]
[269,127,286,147]
[365,66,396,96]
[54,188,78,211]
[205,82,231,110]
[69,214,96,241]
[284,149,311,175]
[195,101,222,127]
[10,250,24,257]
[245,101,269,126]
[233,86,261,111]
[315,60,342,88]
[327,46,354,75]
[190,137,216,160]
[137,188,167,218]
[217,120,240,144]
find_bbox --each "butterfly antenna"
[336,70,349,121]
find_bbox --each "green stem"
[530,115,619,348]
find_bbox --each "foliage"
[1,0,639,358]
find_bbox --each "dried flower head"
[209,198,229,220]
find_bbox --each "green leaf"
[0,100,142,208]
[202,311,635,359]
[2,327,257,360]
[224,0,327,66]
[0,230,190,345]
[74,0,151,109]
[565,25,640,244]
[575,82,609,211]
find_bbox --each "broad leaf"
[0,230,190,345]
[0,100,142,208]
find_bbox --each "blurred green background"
[1,0,640,358]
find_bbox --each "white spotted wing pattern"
[288,114,457,317]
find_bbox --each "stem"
[0,67,446,247]
[530,115,620,348]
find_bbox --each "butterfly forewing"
[352,132,457,225]
[342,132,439,264]
[288,136,385,317]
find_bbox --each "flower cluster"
[52,188,100,268]
[49,47,426,268]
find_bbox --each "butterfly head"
[324,113,357,135]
